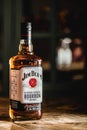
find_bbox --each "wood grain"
[0,96,87,130]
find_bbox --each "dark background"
[0,0,87,98]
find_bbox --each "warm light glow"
[0,121,12,129]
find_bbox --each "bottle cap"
[62,37,72,45]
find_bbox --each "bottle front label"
[10,67,42,104]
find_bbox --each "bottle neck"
[19,22,33,55]
[18,39,34,55]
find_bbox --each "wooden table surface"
[0,95,87,130]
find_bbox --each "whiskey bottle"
[9,22,43,121]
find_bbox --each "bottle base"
[9,108,42,122]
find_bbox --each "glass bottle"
[9,22,43,121]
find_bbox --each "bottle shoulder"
[9,53,42,69]
[9,53,42,61]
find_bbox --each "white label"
[10,67,42,104]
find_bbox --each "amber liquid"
[9,42,42,121]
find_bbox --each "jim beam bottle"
[9,22,43,121]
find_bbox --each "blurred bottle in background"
[72,38,84,62]
[56,37,72,70]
